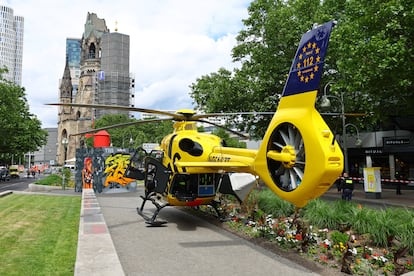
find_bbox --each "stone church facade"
[57,13,133,165]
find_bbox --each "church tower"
[57,58,74,165]
[56,12,133,165]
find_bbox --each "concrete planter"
[28,183,62,192]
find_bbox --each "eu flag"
[282,21,334,96]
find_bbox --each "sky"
[1,0,251,128]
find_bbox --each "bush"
[34,172,75,188]
[302,199,349,229]
[35,174,63,186]
[256,188,295,218]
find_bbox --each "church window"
[88,43,96,59]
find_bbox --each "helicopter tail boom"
[252,21,343,207]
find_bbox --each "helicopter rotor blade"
[47,103,183,120]
[47,103,275,121]
[69,118,171,136]
[192,112,274,120]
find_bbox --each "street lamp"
[345,123,362,147]
[62,137,68,165]
[122,134,134,148]
[320,83,361,174]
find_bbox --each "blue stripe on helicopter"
[282,21,334,96]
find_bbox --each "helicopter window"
[170,174,198,198]
[150,150,164,161]
[185,123,196,130]
[129,147,147,169]
[124,147,147,180]
[198,174,215,196]
[170,174,216,199]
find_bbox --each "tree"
[92,114,173,148]
[328,0,414,130]
[190,0,414,137]
[212,128,246,148]
[0,72,47,163]
[191,0,326,138]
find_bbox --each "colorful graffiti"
[104,153,136,188]
[82,157,93,189]
[75,148,137,193]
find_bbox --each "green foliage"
[256,188,295,218]
[190,0,414,137]
[212,128,246,148]
[0,70,47,161]
[396,212,414,253]
[302,199,350,229]
[35,174,63,186]
[91,114,173,148]
[349,205,375,234]
[254,188,414,251]
[326,0,414,131]
[34,172,75,188]
[330,230,349,245]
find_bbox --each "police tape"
[340,177,413,184]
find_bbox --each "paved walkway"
[2,182,414,275]
[322,183,414,208]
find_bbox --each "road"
[0,174,32,193]
[97,190,323,276]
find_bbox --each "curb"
[27,183,63,192]
[74,188,125,276]
[0,190,13,197]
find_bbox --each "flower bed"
[198,189,414,275]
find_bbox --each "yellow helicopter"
[49,21,343,225]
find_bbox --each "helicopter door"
[124,147,147,180]
[198,174,216,197]
[144,157,169,194]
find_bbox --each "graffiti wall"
[75,147,137,193]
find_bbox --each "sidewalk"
[2,182,413,276]
[322,184,414,209]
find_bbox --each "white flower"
[380,256,388,263]
[322,239,331,246]
[348,247,357,255]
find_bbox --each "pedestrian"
[341,172,354,201]
[395,158,405,195]
[335,176,342,193]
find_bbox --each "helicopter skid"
[137,208,167,226]
[137,194,169,226]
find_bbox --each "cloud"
[2,0,250,127]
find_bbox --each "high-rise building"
[96,32,132,118]
[66,38,81,96]
[57,12,135,165]
[0,5,24,85]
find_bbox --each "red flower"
[295,233,303,241]
[319,255,328,263]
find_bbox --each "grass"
[0,194,81,275]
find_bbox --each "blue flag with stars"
[282,21,334,96]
